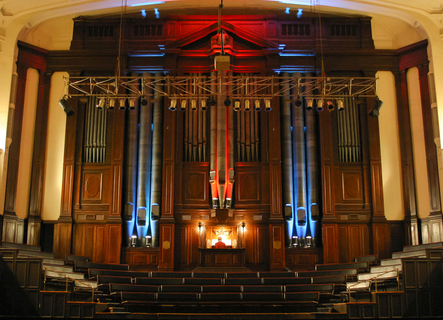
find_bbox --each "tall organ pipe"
[150,72,163,246]
[137,75,153,226]
[217,70,227,208]
[292,72,307,225]
[226,71,234,208]
[281,72,293,220]
[306,88,320,222]
[209,71,218,208]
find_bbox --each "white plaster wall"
[15,68,39,219]
[41,72,67,221]
[377,71,404,220]
[407,67,431,219]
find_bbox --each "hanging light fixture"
[244,99,250,111]
[108,98,116,110]
[200,99,207,110]
[316,99,324,112]
[295,96,302,107]
[191,99,197,110]
[169,98,177,111]
[234,100,240,111]
[97,98,105,110]
[119,98,126,110]
[265,99,272,111]
[181,100,187,111]
[224,96,231,107]
[369,97,383,117]
[327,100,334,112]
[254,99,261,111]
[337,99,344,111]
[128,98,136,110]
[306,99,313,111]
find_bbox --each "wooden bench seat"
[193,272,225,278]
[311,275,348,284]
[225,272,259,278]
[135,277,184,285]
[121,292,157,302]
[284,292,320,301]
[261,277,311,285]
[242,285,283,293]
[224,278,262,285]
[242,292,284,301]
[285,283,334,293]
[199,293,242,302]
[259,272,297,278]
[160,285,202,292]
[89,269,149,279]
[296,269,358,278]
[97,275,132,285]
[315,262,369,272]
[201,285,242,292]
[151,271,193,278]
[183,278,223,285]
[75,261,129,272]
[157,292,199,302]
[109,283,159,294]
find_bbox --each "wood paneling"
[323,224,338,263]
[125,248,159,269]
[285,248,322,271]
[159,223,174,270]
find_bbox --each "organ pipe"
[209,71,218,208]
[226,71,234,208]
[137,75,153,226]
[292,73,307,225]
[280,72,294,220]
[306,92,320,221]
[217,70,227,209]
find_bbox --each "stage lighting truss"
[64,75,377,104]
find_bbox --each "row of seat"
[109,283,337,294]
[97,274,348,286]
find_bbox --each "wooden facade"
[2,11,442,271]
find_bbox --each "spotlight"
[108,98,116,110]
[316,99,324,112]
[129,99,136,110]
[234,100,240,111]
[59,96,75,116]
[131,235,137,247]
[369,97,383,117]
[295,96,302,107]
[97,98,105,110]
[208,96,216,107]
[119,99,126,110]
[169,99,177,111]
[141,97,148,106]
[265,99,272,111]
[180,100,187,111]
[200,99,207,110]
[224,96,231,107]
[306,99,313,111]
[254,99,261,111]
[327,100,334,112]
[244,99,250,111]
[191,99,197,111]
[337,99,344,111]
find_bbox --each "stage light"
[108,98,116,110]
[306,99,313,111]
[265,99,272,111]
[129,98,136,110]
[224,96,231,107]
[200,99,207,110]
[131,235,137,247]
[327,100,334,112]
[369,97,383,117]
[316,99,324,112]
[198,222,203,234]
[244,99,250,111]
[97,98,105,110]
[141,97,148,106]
[119,99,126,110]
[59,95,75,116]
[295,96,302,107]
[234,100,240,111]
[241,222,246,233]
[180,100,187,111]
[169,99,177,111]
[254,99,261,111]
[191,99,197,110]
[337,99,344,111]
[208,96,216,107]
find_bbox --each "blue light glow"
[141,9,147,18]
[285,7,290,14]
[129,53,165,57]
[279,52,315,57]
[131,1,164,7]
[297,8,303,18]
[154,8,160,19]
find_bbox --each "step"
[380,258,401,266]
[75,280,98,289]
[392,249,426,259]
[43,264,74,273]
[43,258,65,265]
[357,270,398,281]
[403,242,443,252]
[370,265,401,273]
[45,270,85,280]
[1,242,41,251]
[346,281,371,291]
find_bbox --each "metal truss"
[65,75,377,100]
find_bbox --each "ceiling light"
[337,100,344,111]
[108,98,116,110]
[327,100,334,112]
[295,96,302,107]
[306,99,313,111]
[369,97,383,117]
[129,99,136,110]
[254,99,261,111]
[224,97,231,107]
[119,99,126,110]
[191,99,197,110]
[59,96,74,116]
[200,99,207,110]
[244,99,250,111]
[141,97,148,106]
[181,100,187,111]
[265,99,272,111]
[169,98,177,111]
[97,98,105,110]
[316,99,324,112]
[234,100,240,111]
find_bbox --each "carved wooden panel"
[373,223,390,259]
[107,224,121,264]
[80,169,111,210]
[182,166,208,206]
[83,173,102,200]
[322,224,338,263]
[159,224,174,270]
[270,224,285,269]
[244,224,268,267]
[53,223,72,259]
[285,248,322,271]
[177,225,199,269]
[237,171,260,202]
[342,172,362,201]
[338,224,370,262]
